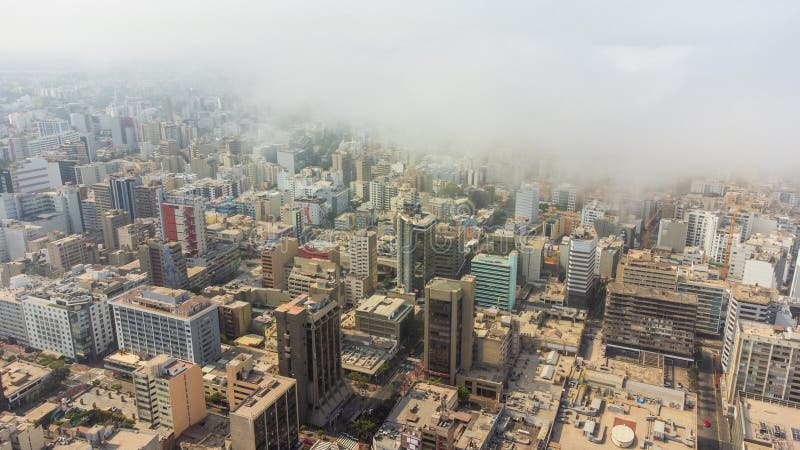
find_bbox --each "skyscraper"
[349,230,378,293]
[396,211,437,294]
[101,209,130,251]
[274,293,348,427]
[470,251,518,311]
[160,193,207,257]
[109,175,141,221]
[138,239,188,289]
[565,227,597,307]
[423,275,476,384]
[514,182,539,222]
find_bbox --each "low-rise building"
[354,295,413,341]
[0,361,51,409]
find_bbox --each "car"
[301,438,315,445]
[703,419,711,428]
[677,382,684,389]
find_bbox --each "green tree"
[207,392,225,404]
[457,385,470,404]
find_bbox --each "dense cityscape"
[1,3,800,450]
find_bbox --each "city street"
[696,348,730,450]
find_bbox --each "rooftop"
[731,283,779,305]
[736,395,800,449]
[230,373,295,419]
[607,282,698,305]
[356,295,412,320]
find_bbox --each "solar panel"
[791,427,800,441]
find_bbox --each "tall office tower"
[133,355,207,436]
[550,183,577,212]
[139,121,162,145]
[160,122,179,143]
[603,283,698,366]
[280,205,303,240]
[656,219,688,253]
[228,360,299,450]
[470,251,518,311]
[92,181,113,216]
[565,228,598,307]
[432,224,466,280]
[331,151,354,186]
[355,156,371,182]
[274,293,348,427]
[276,149,300,175]
[684,210,719,254]
[22,292,115,361]
[514,182,540,222]
[160,193,207,257]
[7,157,62,193]
[101,209,131,251]
[396,211,437,294]
[349,230,378,291]
[423,276,476,384]
[133,184,163,219]
[109,175,141,221]
[0,290,29,345]
[725,321,800,404]
[36,119,70,137]
[677,270,729,336]
[791,259,800,298]
[138,239,188,289]
[519,236,546,284]
[261,238,299,290]
[722,284,779,372]
[111,286,221,366]
[47,234,91,273]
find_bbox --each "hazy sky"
[3,1,800,176]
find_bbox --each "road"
[696,348,730,450]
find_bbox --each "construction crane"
[721,207,740,280]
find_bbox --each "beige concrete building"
[0,412,44,450]
[132,355,207,437]
[617,250,678,291]
[229,371,299,450]
[46,234,90,273]
[260,238,298,290]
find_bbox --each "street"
[696,348,730,450]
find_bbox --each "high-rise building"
[349,230,377,293]
[138,239,188,289]
[92,181,113,216]
[656,219,688,253]
[46,234,91,273]
[565,228,597,307]
[331,151,354,186]
[725,321,800,404]
[160,193,207,257]
[111,286,221,366]
[280,205,303,240]
[117,221,156,252]
[423,276,476,383]
[101,209,130,251]
[228,358,299,450]
[22,291,115,361]
[618,251,679,291]
[133,355,207,436]
[685,210,718,254]
[396,211,437,294]
[514,182,539,222]
[722,284,779,372]
[260,238,298,290]
[354,294,414,341]
[133,184,163,219]
[519,236,545,284]
[550,184,577,212]
[0,290,29,345]
[603,282,697,365]
[470,252,518,311]
[274,293,348,427]
[109,175,141,221]
[677,270,729,336]
[432,224,466,280]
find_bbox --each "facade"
[354,294,413,341]
[109,175,141,221]
[396,212,437,294]
[219,298,252,339]
[349,230,378,296]
[677,271,729,336]
[656,219,688,253]
[722,284,779,372]
[0,411,45,450]
[514,182,539,222]
[111,287,221,365]
[229,368,299,450]
[133,184,163,219]
[725,321,800,404]
[431,224,466,280]
[519,236,545,285]
[160,193,207,257]
[565,228,597,306]
[470,251,518,311]
[274,293,348,426]
[684,210,718,254]
[133,355,207,437]
[550,184,577,212]
[603,283,698,365]
[423,276,476,383]
[21,292,114,361]
[101,209,130,251]
[138,239,188,289]
[0,291,29,345]
[617,251,678,291]
[46,234,91,273]
[260,238,298,290]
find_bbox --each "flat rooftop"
[732,283,779,305]
[230,374,296,419]
[607,282,698,305]
[737,396,800,449]
[427,278,463,292]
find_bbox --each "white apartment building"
[566,228,597,305]
[514,182,539,222]
[684,210,718,254]
[722,284,779,372]
[0,290,29,345]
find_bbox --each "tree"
[457,385,470,404]
[207,392,225,405]
[440,182,465,199]
[110,384,122,392]
[378,363,389,375]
